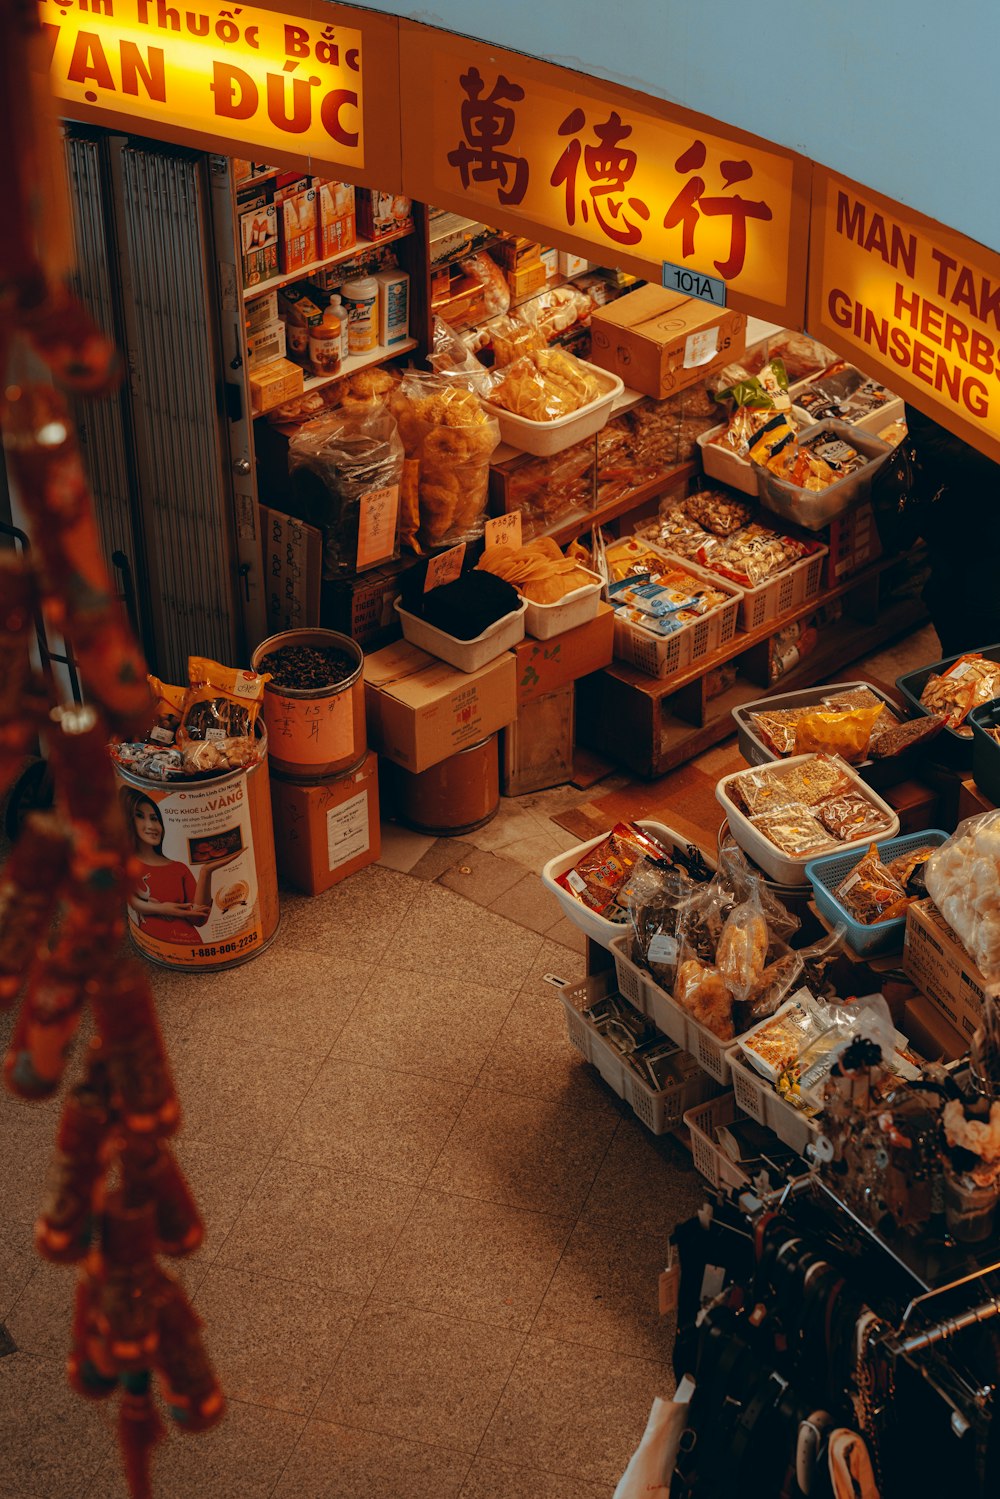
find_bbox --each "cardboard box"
[260,505,322,633]
[903,993,967,1062]
[278,188,317,273]
[558,251,590,277]
[373,268,409,347]
[507,259,547,300]
[825,501,882,586]
[902,898,986,1043]
[589,285,746,399]
[502,684,575,795]
[239,200,278,287]
[495,236,541,271]
[270,751,380,896]
[247,319,287,369]
[317,180,356,259]
[357,189,412,241]
[321,555,417,649]
[512,602,614,705]
[246,290,278,334]
[364,641,517,773]
[249,358,303,415]
[539,247,558,277]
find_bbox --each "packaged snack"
[487,313,548,367]
[919,654,1000,732]
[816,790,895,842]
[739,993,823,1081]
[459,251,511,318]
[640,507,711,559]
[793,704,885,763]
[625,860,698,990]
[728,755,852,816]
[750,804,834,858]
[673,958,734,1040]
[834,844,910,925]
[556,822,669,917]
[885,844,936,898]
[867,713,945,759]
[177,658,269,756]
[739,952,804,1027]
[145,677,186,746]
[702,522,821,589]
[488,348,601,422]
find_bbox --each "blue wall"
[369,0,998,253]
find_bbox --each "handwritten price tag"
[356,484,400,570]
[423,541,466,592]
[485,511,523,550]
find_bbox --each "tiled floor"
[0,782,703,1499]
[0,624,940,1496]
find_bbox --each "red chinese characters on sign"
[663,141,773,280]
[447,66,529,206]
[550,108,650,248]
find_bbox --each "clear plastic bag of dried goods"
[289,401,405,577]
[624,859,697,990]
[925,810,1000,994]
[390,372,501,549]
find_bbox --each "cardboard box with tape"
[902,898,986,1043]
[364,641,516,773]
[589,285,745,399]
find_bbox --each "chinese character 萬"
[550,108,650,247]
[663,141,773,280]
[447,66,529,206]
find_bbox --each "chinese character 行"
[447,66,529,206]
[663,140,772,280]
[550,107,650,247]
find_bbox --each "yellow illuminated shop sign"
[809,169,1000,463]
[399,22,810,325]
[41,0,403,185]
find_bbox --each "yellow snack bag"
[177,658,270,750]
[793,704,884,763]
[145,676,186,746]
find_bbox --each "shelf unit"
[544,463,697,547]
[243,225,416,301]
[577,554,929,778]
[301,338,419,394]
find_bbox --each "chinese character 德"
[550,107,650,247]
[663,140,772,280]
[447,66,529,206]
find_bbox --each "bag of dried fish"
[919,654,1000,733]
[834,844,910,925]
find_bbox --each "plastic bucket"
[394,735,500,835]
[252,628,366,781]
[114,726,279,971]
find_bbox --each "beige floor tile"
[315,1305,524,1453]
[478,985,622,1115]
[192,1265,356,1414]
[280,1060,468,1185]
[0,1223,38,1320]
[408,838,474,881]
[533,1218,675,1361]
[462,804,548,853]
[331,966,516,1087]
[0,1352,112,1499]
[519,938,587,997]
[580,1116,706,1240]
[166,944,369,1054]
[478,1335,673,1485]
[426,1087,619,1214]
[277,864,420,965]
[167,1137,272,1296]
[369,1190,573,1332]
[545,915,587,953]
[459,1458,608,1499]
[272,1419,470,1499]
[499,831,573,870]
[488,871,564,935]
[88,1395,305,1499]
[5,1259,73,1360]
[376,822,437,873]
[168,1030,323,1157]
[437,847,525,906]
[216,1155,417,1301]
[392,882,543,990]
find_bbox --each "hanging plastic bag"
[288,401,404,577]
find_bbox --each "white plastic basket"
[522,569,603,640]
[610,935,735,1084]
[541,821,715,951]
[725,547,828,633]
[684,1093,752,1193]
[716,754,900,885]
[481,362,625,457]
[559,974,719,1135]
[726,1046,819,1157]
[611,551,743,680]
[394,597,526,673]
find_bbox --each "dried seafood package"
[815,790,895,842]
[834,844,910,925]
[919,654,1000,733]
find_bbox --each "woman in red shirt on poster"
[120,788,240,945]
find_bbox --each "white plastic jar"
[341,276,378,355]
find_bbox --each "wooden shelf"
[243,226,413,302]
[544,463,697,547]
[299,338,418,395]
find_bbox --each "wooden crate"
[501,684,575,795]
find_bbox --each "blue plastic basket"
[896,643,1000,771]
[805,829,949,958]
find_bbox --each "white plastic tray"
[541,820,715,950]
[481,361,625,457]
[394,597,526,673]
[522,569,603,640]
[715,753,900,885]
